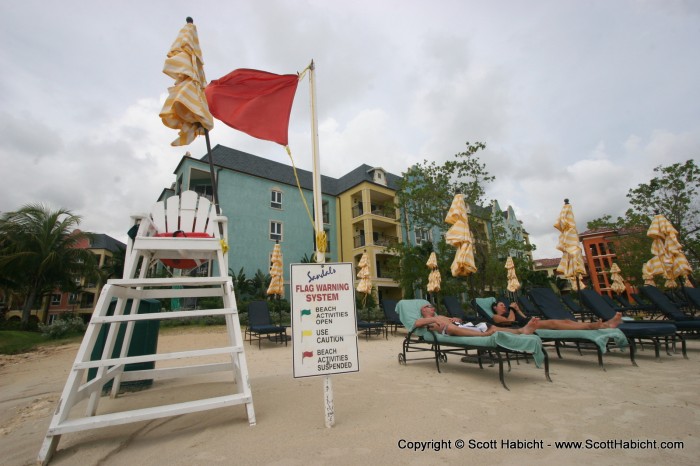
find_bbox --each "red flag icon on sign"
[205,68,299,146]
[302,351,314,363]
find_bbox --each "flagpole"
[308,60,334,428]
[204,129,220,213]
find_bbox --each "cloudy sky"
[1,0,699,259]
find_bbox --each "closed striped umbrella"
[642,260,656,286]
[356,252,372,295]
[160,18,214,146]
[647,214,693,288]
[609,263,626,295]
[505,256,521,293]
[554,199,587,289]
[445,193,477,277]
[266,243,284,297]
[426,252,441,293]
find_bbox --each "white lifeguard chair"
[38,191,255,465]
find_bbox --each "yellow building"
[336,166,403,303]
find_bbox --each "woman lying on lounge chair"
[491,302,622,330]
[417,304,540,336]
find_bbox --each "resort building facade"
[161,145,532,305]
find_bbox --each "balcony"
[369,207,397,221]
[352,205,364,218]
[374,234,398,247]
[353,234,398,249]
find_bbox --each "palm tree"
[0,204,97,328]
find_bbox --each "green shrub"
[39,314,86,339]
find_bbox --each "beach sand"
[1,326,698,465]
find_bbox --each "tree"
[392,142,532,299]
[395,142,494,233]
[587,159,699,283]
[0,204,97,328]
[626,160,699,265]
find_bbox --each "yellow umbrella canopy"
[426,252,441,293]
[505,256,521,293]
[160,18,214,146]
[445,193,477,277]
[609,263,626,295]
[554,199,587,288]
[266,243,284,297]
[647,214,693,287]
[356,252,372,295]
[642,260,656,286]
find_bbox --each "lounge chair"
[665,290,689,309]
[601,294,626,312]
[579,289,686,360]
[615,294,654,314]
[683,287,700,313]
[517,294,542,318]
[639,286,700,338]
[357,314,387,340]
[561,294,585,315]
[504,291,630,368]
[246,301,288,349]
[396,299,550,390]
[442,296,481,322]
[381,299,402,335]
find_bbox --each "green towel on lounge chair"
[397,299,545,368]
[474,297,629,353]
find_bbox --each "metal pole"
[309,60,334,428]
[204,129,220,214]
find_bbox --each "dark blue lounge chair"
[246,300,288,349]
[640,286,700,338]
[443,296,481,323]
[517,294,542,318]
[381,299,402,335]
[396,299,550,390]
[527,288,631,367]
[683,287,700,313]
[579,289,686,360]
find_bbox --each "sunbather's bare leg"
[602,312,623,328]
[518,317,538,334]
[536,319,605,330]
[445,326,490,337]
[492,318,538,335]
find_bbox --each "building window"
[415,228,432,245]
[322,201,330,224]
[270,221,283,241]
[68,293,78,304]
[271,190,282,209]
[51,294,61,306]
[194,184,213,200]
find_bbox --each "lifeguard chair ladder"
[38,191,255,465]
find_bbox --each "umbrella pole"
[204,129,220,213]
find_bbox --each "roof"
[90,234,125,252]
[533,257,561,269]
[579,226,645,238]
[197,145,402,196]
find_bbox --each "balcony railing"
[370,208,397,220]
[374,234,398,247]
[353,234,398,248]
[353,235,366,248]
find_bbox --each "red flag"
[205,68,299,146]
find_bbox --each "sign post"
[290,262,359,427]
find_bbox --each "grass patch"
[0,330,81,355]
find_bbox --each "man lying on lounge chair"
[491,301,623,330]
[417,304,540,336]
